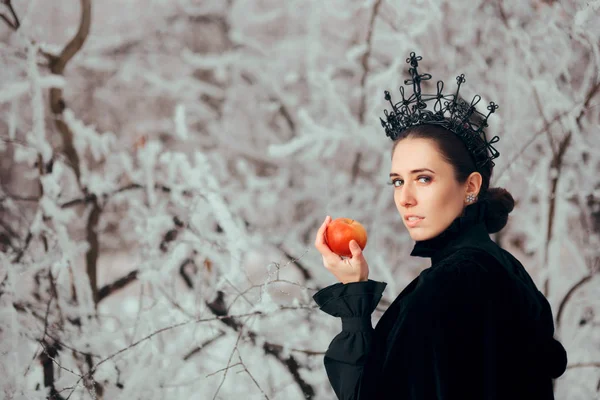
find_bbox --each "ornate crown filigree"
[380,52,501,170]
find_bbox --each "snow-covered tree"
[1,0,599,398]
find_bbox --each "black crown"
[380,52,500,170]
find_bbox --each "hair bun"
[483,187,515,233]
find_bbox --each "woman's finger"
[314,216,328,248]
[315,216,338,259]
[349,240,362,259]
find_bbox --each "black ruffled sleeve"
[313,280,387,400]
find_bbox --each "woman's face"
[390,138,470,241]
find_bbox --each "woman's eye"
[387,176,430,187]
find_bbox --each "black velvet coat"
[313,201,567,400]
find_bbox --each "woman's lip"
[405,217,424,228]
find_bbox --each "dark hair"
[390,124,514,234]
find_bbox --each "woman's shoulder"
[430,246,505,276]
[416,247,516,299]
[434,245,538,293]
[409,249,512,312]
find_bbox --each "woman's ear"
[465,172,483,196]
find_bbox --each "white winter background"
[0,0,599,399]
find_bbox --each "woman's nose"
[398,184,416,206]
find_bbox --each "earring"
[466,193,477,203]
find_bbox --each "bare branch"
[59,183,202,209]
[225,277,318,315]
[576,80,600,127]
[5,0,19,28]
[357,0,383,124]
[206,290,316,398]
[566,362,600,369]
[233,348,270,400]
[555,273,594,328]
[262,342,324,356]
[36,0,97,307]
[0,0,19,30]
[206,361,243,378]
[97,270,139,302]
[38,276,69,400]
[48,0,91,75]
[64,310,267,399]
[527,66,558,159]
[495,107,574,181]
[183,331,226,361]
[352,0,383,185]
[212,318,249,400]
[97,311,264,367]
[85,203,101,305]
[543,79,599,296]
[277,245,313,280]
[0,13,16,29]
[99,261,319,398]
[39,340,67,400]
[12,231,32,263]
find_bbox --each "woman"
[313,53,568,399]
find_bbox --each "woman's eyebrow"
[389,168,435,177]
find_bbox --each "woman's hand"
[314,215,370,284]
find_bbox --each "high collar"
[410,200,491,265]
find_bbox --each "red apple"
[325,218,368,257]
